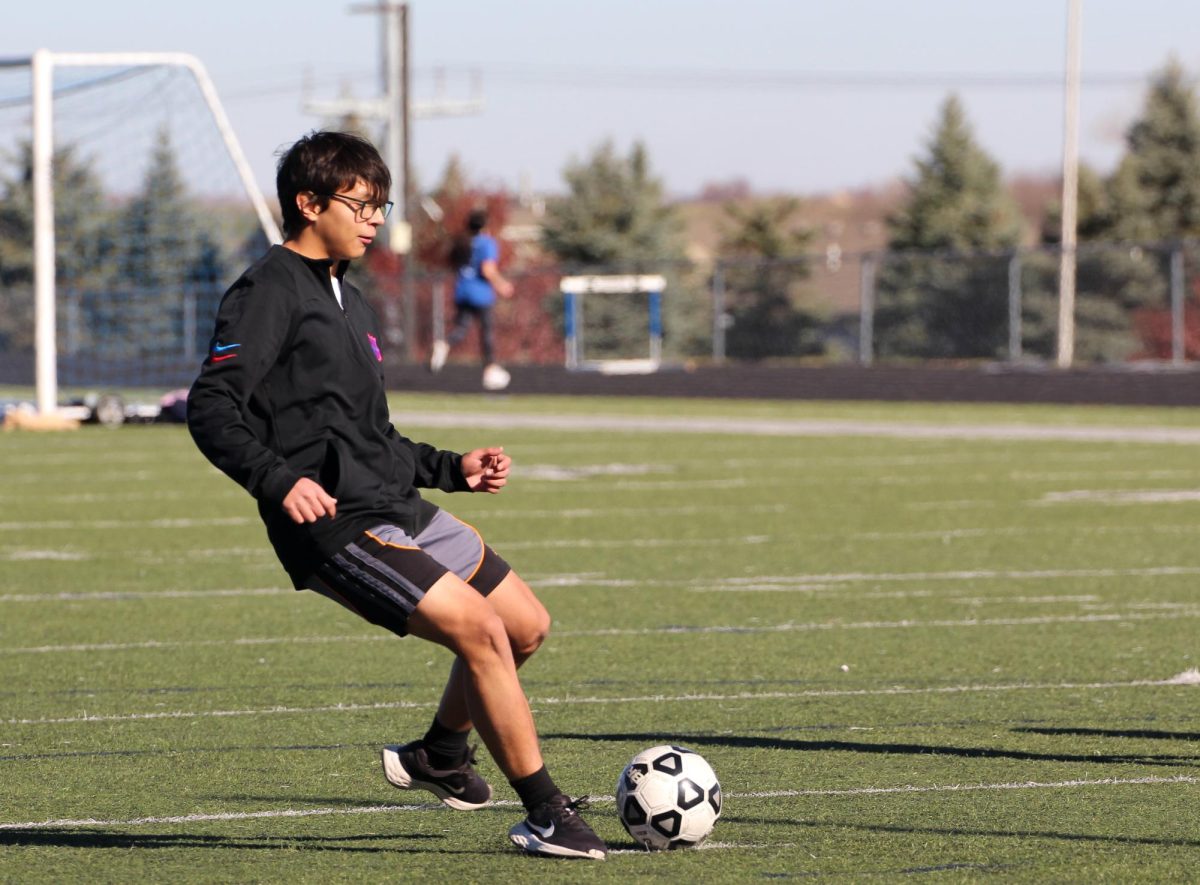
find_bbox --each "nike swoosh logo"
[211,354,238,363]
[444,783,467,795]
[527,820,555,840]
[213,343,240,353]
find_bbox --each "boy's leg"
[431,571,548,735]
[409,573,606,860]
[406,573,543,779]
[478,306,496,366]
[445,305,474,347]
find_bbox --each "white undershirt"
[330,276,344,310]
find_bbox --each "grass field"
[3,392,1200,882]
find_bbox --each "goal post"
[11,50,282,415]
[561,274,666,373]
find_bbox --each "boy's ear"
[297,192,322,223]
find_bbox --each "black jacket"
[187,245,469,586]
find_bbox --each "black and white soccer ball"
[616,745,722,850]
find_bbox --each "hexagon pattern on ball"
[615,745,722,850]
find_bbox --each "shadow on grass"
[1013,726,1200,742]
[0,829,457,853]
[0,743,375,763]
[719,814,1200,849]
[543,731,1200,767]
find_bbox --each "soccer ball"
[616,745,722,850]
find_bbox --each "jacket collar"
[276,244,351,283]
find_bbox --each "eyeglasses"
[320,193,394,221]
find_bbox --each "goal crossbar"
[27,49,282,414]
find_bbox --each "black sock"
[510,766,559,813]
[421,717,470,769]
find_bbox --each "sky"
[5,0,1200,203]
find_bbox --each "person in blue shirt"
[430,208,514,390]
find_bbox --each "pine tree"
[0,142,110,352]
[718,198,820,359]
[541,141,683,267]
[103,127,198,360]
[1109,59,1200,241]
[875,95,1023,358]
[1026,61,1200,362]
[541,142,706,360]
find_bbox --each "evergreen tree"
[875,95,1023,358]
[1027,61,1200,362]
[718,198,821,359]
[1108,59,1200,241]
[541,141,706,359]
[541,141,683,267]
[103,127,198,360]
[0,142,110,353]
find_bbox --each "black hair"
[276,131,391,240]
[448,208,489,268]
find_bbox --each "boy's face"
[299,178,387,262]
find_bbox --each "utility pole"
[303,3,483,359]
[1056,0,1082,368]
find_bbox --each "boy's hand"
[282,477,338,523]
[461,447,510,493]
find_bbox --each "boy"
[186,131,605,860]
[430,208,513,390]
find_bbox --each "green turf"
[3,394,1200,881]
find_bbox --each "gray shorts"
[304,509,511,637]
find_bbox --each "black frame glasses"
[320,193,394,221]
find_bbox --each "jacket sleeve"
[186,278,302,504]
[385,426,472,493]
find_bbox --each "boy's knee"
[457,609,511,662]
[513,609,551,659]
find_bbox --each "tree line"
[5,57,1199,367]
[445,57,1200,364]
[0,129,262,362]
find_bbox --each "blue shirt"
[454,234,499,307]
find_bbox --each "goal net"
[0,52,280,413]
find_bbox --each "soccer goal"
[0,50,282,416]
[560,274,666,373]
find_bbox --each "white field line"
[0,588,289,603]
[0,491,188,504]
[5,677,1197,727]
[687,565,1200,587]
[0,517,255,531]
[5,608,1200,656]
[497,535,770,551]
[0,471,160,486]
[7,525,1200,566]
[0,451,195,466]
[1039,489,1200,505]
[2,564,1195,606]
[391,411,1200,445]
[0,776,1193,832]
[463,503,790,519]
[560,610,1200,635]
[1,550,88,561]
[0,504,787,529]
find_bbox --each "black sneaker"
[380,742,493,810]
[508,794,607,860]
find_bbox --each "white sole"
[508,823,607,860]
[380,746,491,811]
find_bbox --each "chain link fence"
[2,240,1197,389]
[375,239,1200,369]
